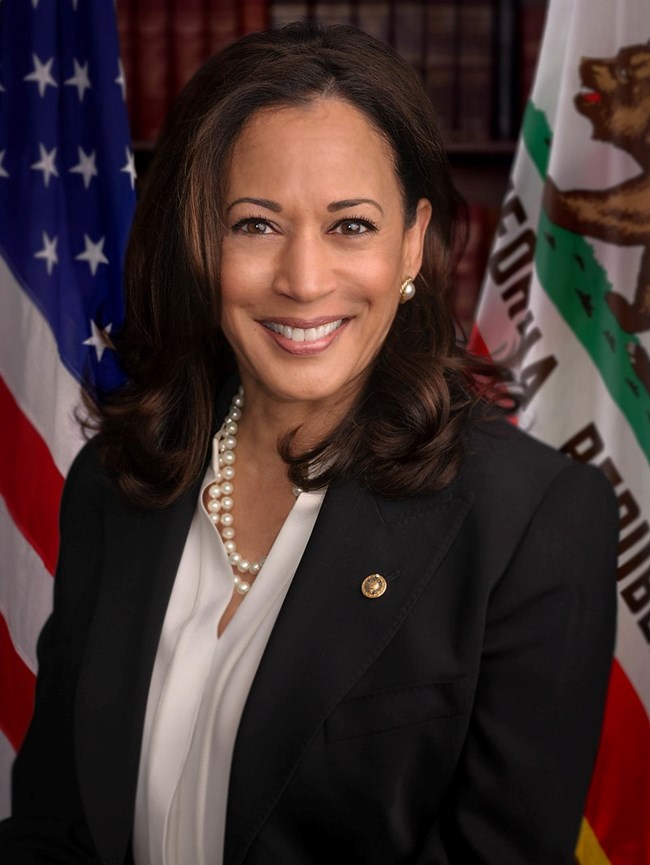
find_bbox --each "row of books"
[117,0,547,145]
[117,0,266,143]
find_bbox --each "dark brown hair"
[88,22,508,507]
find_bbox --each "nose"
[271,230,337,303]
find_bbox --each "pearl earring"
[400,277,416,304]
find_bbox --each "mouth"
[578,88,602,105]
[262,318,344,343]
[259,317,348,355]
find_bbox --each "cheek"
[220,248,270,312]
[356,253,403,306]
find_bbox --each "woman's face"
[219,98,431,414]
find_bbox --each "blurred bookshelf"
[119,0,547,336]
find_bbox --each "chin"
[255,369,359,410]
[269,381,342,406]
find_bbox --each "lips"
[259,316,348,355]
[263,319,343,343]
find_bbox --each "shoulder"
[53,441,106,567]
[59,438,125,534]
[464,415,573,487]
[64,437,105,488]
[451,416,619,595]
[460,415,617,524]
[61,436,107,498]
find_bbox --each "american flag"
[0,0,135,815]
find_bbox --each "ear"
[402,198,432,278]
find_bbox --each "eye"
[231,217,275,236]
[331,217,378,236]
[618,66,629,81]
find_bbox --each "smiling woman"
[0,21,618,865]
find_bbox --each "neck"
[233,379,358,460]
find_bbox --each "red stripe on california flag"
[0,613,36,751]
[0,377,63,575]
[584,659,650,865]
[467,324,491,358]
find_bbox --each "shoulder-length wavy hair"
[89,22,507,507]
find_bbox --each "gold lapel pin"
[361,573,387,599]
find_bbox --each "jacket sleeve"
[425,461,618,864]
[0,443,107,864]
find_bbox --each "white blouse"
[133,466,325,865]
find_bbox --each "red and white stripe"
[0,253,84,816]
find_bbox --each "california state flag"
[472,0,650,861]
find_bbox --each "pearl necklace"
[205,387,303,595]
[205,387,262,594]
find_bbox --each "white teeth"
[265,319,343,342]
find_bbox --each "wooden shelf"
[446,140,517,158]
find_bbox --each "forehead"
[225,98,401,201]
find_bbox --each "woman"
[1,22,617,865]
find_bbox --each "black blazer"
[1,418,617,865]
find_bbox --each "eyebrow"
[225,196,384,216]
[226,197,282,213]
[328,198,384,216]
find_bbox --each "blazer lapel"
[74,478,201,865]
[225,477,472,865]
